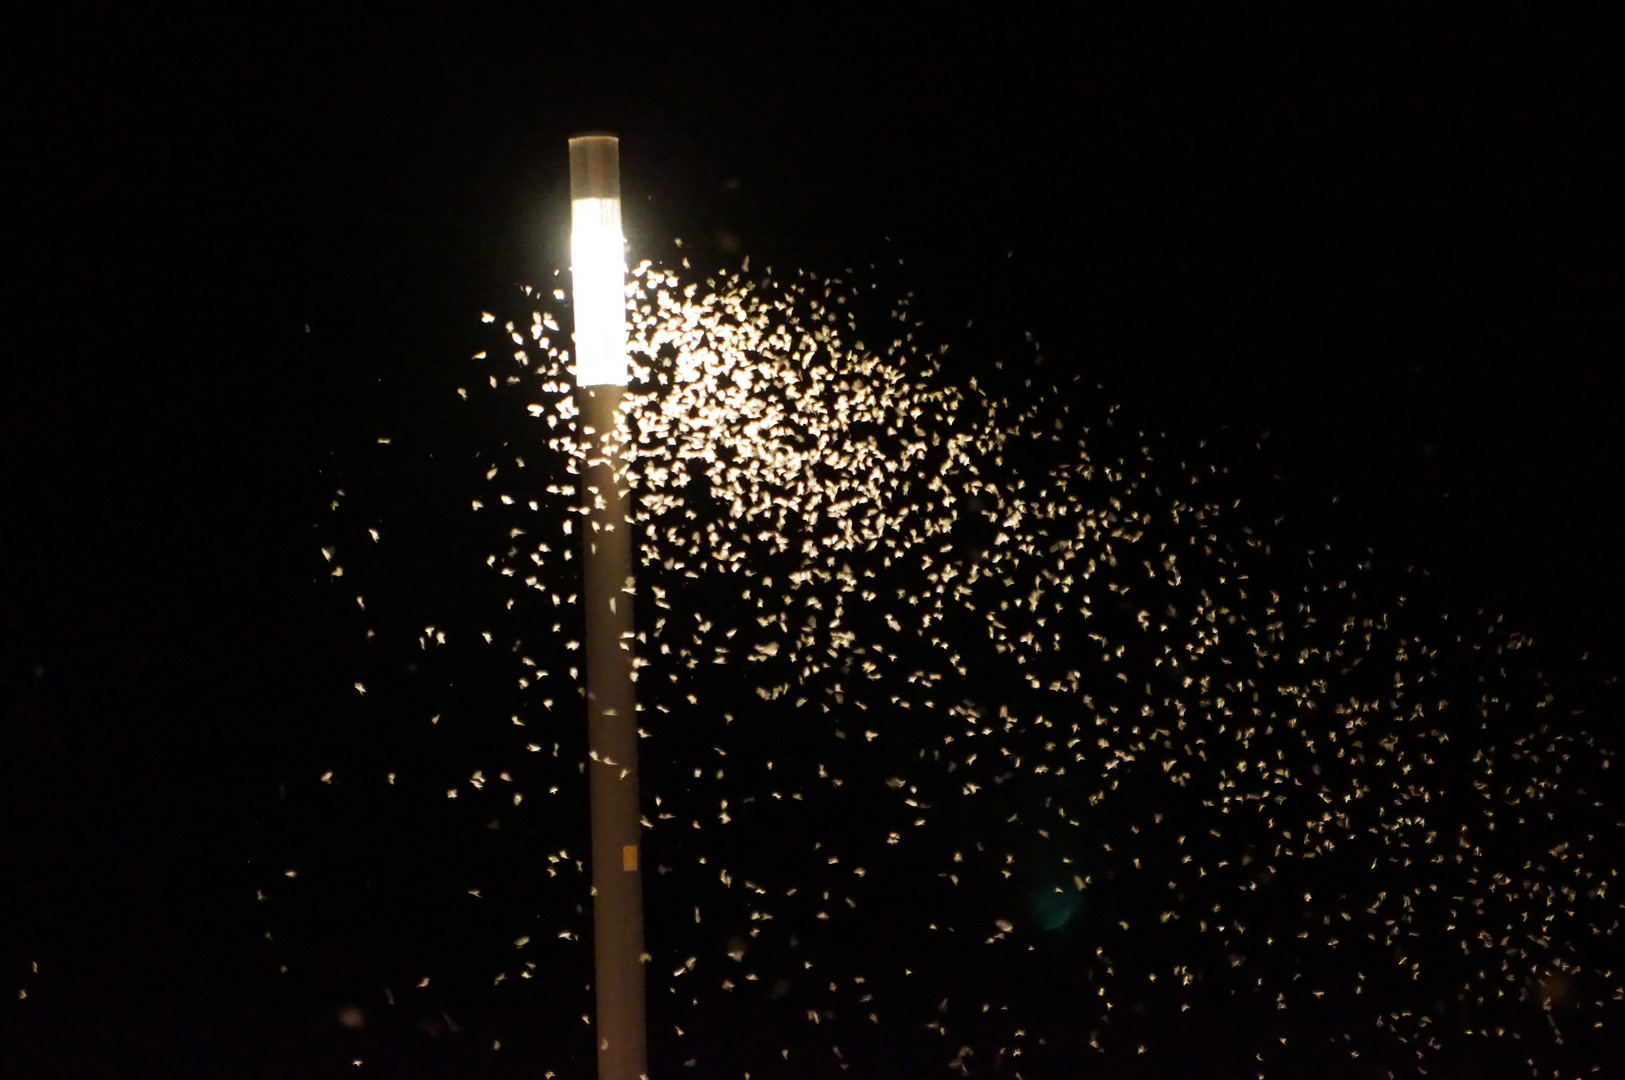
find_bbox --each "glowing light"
[569,136,628,386]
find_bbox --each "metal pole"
[569,133,648,1080]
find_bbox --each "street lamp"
[569,133,648,1080]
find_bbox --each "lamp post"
[569,133,648,1080]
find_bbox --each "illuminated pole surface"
[569,134,649,1080]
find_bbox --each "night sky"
[5,6,1624,1077]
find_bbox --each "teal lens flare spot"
[1030,886,1083,931]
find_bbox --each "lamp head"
[568,135,627,387]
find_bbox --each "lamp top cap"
[569,135,620,201]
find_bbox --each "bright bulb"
[569,137,628,386]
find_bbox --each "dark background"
[3,4,1622,1075]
